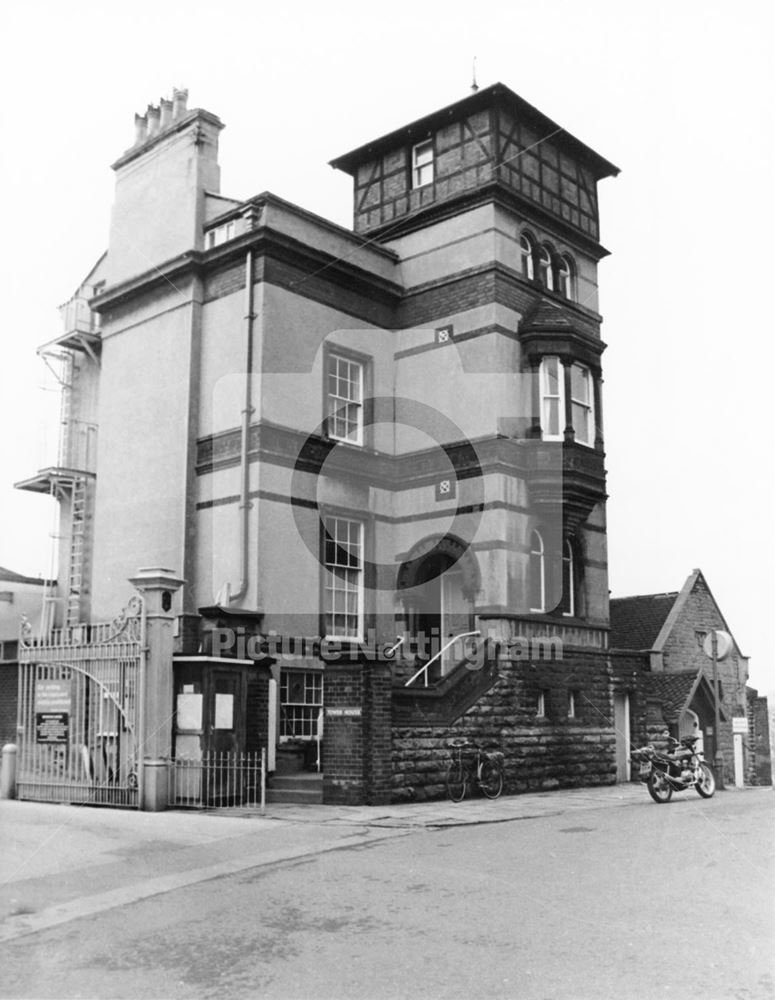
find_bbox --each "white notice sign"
[214,693,234,730]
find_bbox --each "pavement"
[1,783,769,947]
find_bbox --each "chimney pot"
[172,87,189,119]
[159,97,173,130]
[134,113,148,145]
[146,104,161,137]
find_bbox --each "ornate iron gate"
[17,596,144,808]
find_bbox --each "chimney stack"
[172,88,189,119]
[146,104,161,138]
[134,113,148,145]
[159,97,173,130]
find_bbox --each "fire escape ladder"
[66,476,87,626]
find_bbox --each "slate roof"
[645,671,698,723]
[521,298,577,332]
[609,593,678,649]
[645,670,727,724]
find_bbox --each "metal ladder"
[66,476,87,626]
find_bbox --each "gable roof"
[645,669,727,724]
[609,592,678,649]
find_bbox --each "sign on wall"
[35,679,71,745]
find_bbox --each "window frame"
[570,362,595,447]
[538,245,554,291]
[557,254,575,300]
[279,669,323,742]
[412,139,434,189]
[529,529,546,613]
[536,688,550,718]
[322,515,364,642]
[561,538,576,617]
[520,233,535,280]
[539,356,565,442]
[325,351,364,447]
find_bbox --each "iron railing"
[404,630,481,687]
[168,750,266,810]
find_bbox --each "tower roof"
[330,82,620,180]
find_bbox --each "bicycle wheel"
[479,758,503,799]
[445,760,467,802]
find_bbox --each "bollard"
[141,758,169,811]
[1,744,18,799]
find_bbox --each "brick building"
[14,83,631,805]
[610,569,772,787]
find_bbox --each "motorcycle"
[630,734,716,803]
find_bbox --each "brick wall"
[245,672,270,756]
[392,648,615,801]
[0,661,18,747]
[322,662,393,805]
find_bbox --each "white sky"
[0,1,772,696]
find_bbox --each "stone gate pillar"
[128,567,185,811]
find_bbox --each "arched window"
[538,245,554,290]
[560,539,575,617]
[520,233,535,280]
[529,530,545,612]
[557,255,574,300]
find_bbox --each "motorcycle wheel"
[445,761,467,803]
[647,771,673,803]
[695,763,716,799]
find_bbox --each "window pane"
[543,398,561,436]
[571,365,589,403]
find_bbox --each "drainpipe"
[229,248,255,606]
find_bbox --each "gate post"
[128,567,185,811]
[0,744,17,799]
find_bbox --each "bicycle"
[445,738,504,802]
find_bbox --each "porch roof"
[645,669,727,724]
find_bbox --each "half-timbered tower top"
[331,83,619,253]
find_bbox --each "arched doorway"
[396,535,479,678]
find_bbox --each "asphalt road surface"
[1,790,772,1000]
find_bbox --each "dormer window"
[538,246,554,290]
[204,220,236,249]
[412,140,434,188]
[520,234,535,280]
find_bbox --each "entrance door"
[613,692,631,782]
[412,554,472,678]
[204,670,245,804]
[441,566,470,674]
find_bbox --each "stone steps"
[265,773,323,804]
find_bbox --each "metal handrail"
[404,630,481,688]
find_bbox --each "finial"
[471,56,479,93]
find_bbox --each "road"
[0,789,772,999]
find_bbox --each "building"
[0,566,47,746]
[15,83,626,805]
[610,569,772,787]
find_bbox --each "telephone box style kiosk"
[172,606,275,806]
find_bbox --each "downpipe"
[230,248,255,606]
